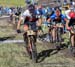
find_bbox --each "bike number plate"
[27,30,34,35]
[56,23,63,27]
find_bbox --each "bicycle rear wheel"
[56,28,63,50]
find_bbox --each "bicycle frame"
[25,25,37,63]
[48,22,64,43]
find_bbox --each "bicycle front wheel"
[30,36,37,63]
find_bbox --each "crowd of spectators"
[0,6,23,16]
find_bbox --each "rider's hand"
[67,27,72,31]
[16,29,21,33]
[53,25,57,28]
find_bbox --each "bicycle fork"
[54,28,63,50]
[28,37,33,52]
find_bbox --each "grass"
[0,19,24,40]
[0,43,75,67]
[0,43,29,67]
[0,0,25,7]
[62,32,70,44]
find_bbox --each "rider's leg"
[10,14,13,23]
[52,28,56,42]
[23,24,32,56]
[57,27,63,42]
[70,33,75,55]
[37,26,42,38]
[36,19,43,40]
[15,18,19,29]
[23,24,29,44]
[71,34,75,47]
[49,28,53,42]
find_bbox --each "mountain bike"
[50,22,64,50]
[23,25,37,63]
[55,23,64,50]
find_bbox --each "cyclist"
[17,4,43,43]
[14,8,21,29]
[36,5,43,27]
[9,8,14,23]
[47,7,69,48]
[35,4,43,39]
[17,4,38,38]
[17,4,42,61]
[66,8,75,54]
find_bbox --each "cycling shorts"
[24,21,37,31]
[69,18,75,26]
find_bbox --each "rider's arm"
[64,18,70,29]
[17,10,28,30]
[17,17,23,30]
[47,18,51,22]
[61,14,69,28]
[47,14,55,22]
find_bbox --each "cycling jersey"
[20,9,31,20]
[69,11,75,26]
[21,9,39,31]
[35,9,42,18]
[38,8,43,15]
[42,8,47,16]
[20,9,37,22]
[50,14,66,23]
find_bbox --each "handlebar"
[47,22,64,28]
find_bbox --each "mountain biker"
[66,8,75,54]
[64,7,71,20]
[47,7,69,43]
[17,4,41,43]
[9,8,13,23]
[35,4,44,39]
[14,8,21,29]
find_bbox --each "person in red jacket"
[67,8,75,55]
